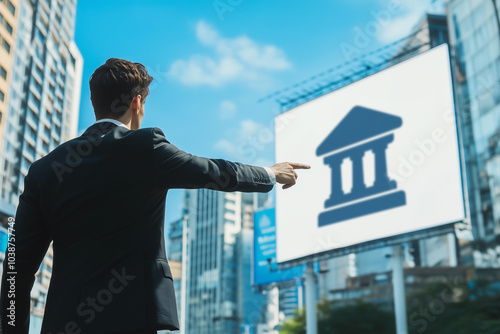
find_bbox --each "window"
[26,143,35,157]
[2,39,10,53]
[5,22,12,35]
[42,139,49,152]
[50,68,56,81]
[0,65,7,80]
[0,13,13,35]
[43,125,50,138]
[8,1,15,15]
[0,89,4,101]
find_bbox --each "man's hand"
[269,162,311,190]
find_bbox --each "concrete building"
[0,0,83,218]
[168,217,185,323]
[0,0,19,197]
[0,1,82,330]
[278,280,303,321]
[446,0,500,267]
[236,204,268,334]
[329,266,474,311]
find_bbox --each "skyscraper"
[447,0,500,267]
[177,189,268,334]
[236,204,267,333]
[0,0,82,328]
[0,0,83,218]
[168,217,185,322]
[0,0,18,196]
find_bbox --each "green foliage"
[407,280,500,334]
[280,282,500,334]
[280,298,394,334]
[280,308,306,334]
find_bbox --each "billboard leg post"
[392,245,408,334]
[305,263,318,334]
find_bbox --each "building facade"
[0,0,82,328]
[447,0,500,267]
[0,0,82,218]
[0,0,19,192]
[236,204,268,334]
[168,217,184,323]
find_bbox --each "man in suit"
[0,58,309,334]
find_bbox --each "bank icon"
[316,106,406,227]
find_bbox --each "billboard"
[275,44,466,264]
[253,208,305,285]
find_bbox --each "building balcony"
[24,135,35,148]
[25,115,38,131]
[22,151,35,166]
[51,131,60,143]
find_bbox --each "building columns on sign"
[323,134,397,208]
[372,134,397,192]
[350,149,367,197]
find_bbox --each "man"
[0,58,309,334]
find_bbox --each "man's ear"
[132,95,142,115]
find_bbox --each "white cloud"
[237,119,264,138]
[214,139,239,157]
[169,21,291,87]
[377,0,444,44]
[218,100,237,119]
[214,119,272,163]
[253,157,274,168]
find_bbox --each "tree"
[407,280,500,334]
[280,282,500,334]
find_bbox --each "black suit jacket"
[0,122,274,334]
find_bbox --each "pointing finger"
[289,163,311,169]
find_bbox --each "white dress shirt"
[94,118,129,129]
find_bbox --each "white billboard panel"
[275,44,465,263]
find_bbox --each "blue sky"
[74,0,443,228]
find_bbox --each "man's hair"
[89,58,153,118]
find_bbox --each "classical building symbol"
[316,106,406,227]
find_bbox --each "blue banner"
[253,208,304,286]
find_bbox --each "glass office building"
[447,0,500,267]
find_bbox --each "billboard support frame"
[305,264,318,334]
[392,245,409,334]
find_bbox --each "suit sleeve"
[0,164,51,334]
[151,128,274,193]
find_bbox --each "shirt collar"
[94,118,129,129]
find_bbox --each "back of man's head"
[89,58,153,119]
